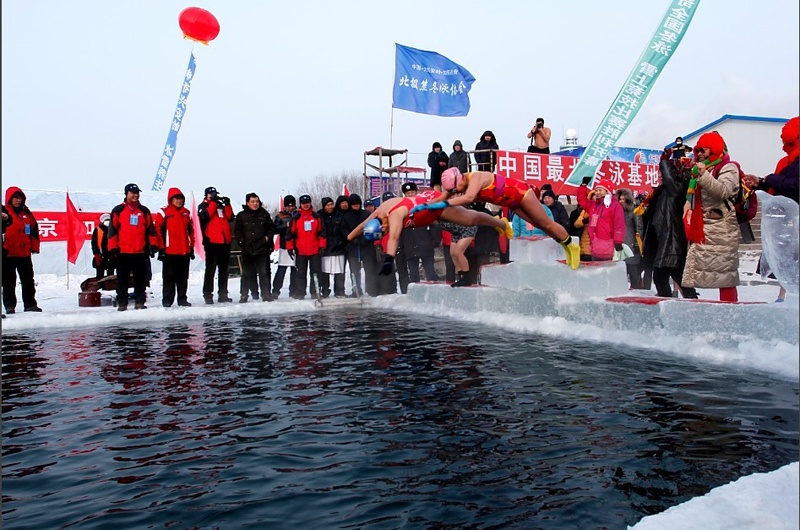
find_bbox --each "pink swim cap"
[441,167,464,191]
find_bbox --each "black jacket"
[342,208,371,248]
[642,159,690,269]
[449,142,470,173]
[428,149,450,184]
[234,205,274,256]
[548,201,571,234]
[320,209,347,256]
[474,131,498,171]
[401,224,439,259]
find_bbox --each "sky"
[2,0,798,208]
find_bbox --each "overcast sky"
[2,0,798,207]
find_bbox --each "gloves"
[287,249,295,260]
[378,254,394,276]
[291,210,301,221]
[148,246,157,258]
[614,243,624,252]
[410,201,449,215]
[220,196,230,207]
[93,254,101,268]
[409,204,428,215]
[581,176,592,186]
[157,250,166,261]
[189,249,195,260]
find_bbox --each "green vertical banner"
[566,0,700,187]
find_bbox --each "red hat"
[780,116,799,154]
[595,177,615,194]
[694,132,726,162]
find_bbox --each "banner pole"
[390,107,394,149]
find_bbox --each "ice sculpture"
[756,191,799,294]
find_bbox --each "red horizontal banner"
[31,211,104,243]
[495,150,661,194]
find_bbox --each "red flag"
[65,192,88,264]
[342,183,350,197]
[191,193,206,261]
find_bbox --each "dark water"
[2,310,798,530]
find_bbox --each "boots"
[450,271,474,288]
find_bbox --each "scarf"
[686,155,727,245]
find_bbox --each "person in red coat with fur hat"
[576,177,627,261]
[2,187,42,313]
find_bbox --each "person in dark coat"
[427,142,449,190]
[541,190,570,233]
[318,197,349,298]
[640,153,698,298]
[91,213,116,279]
[448,140,469,176]
[401,213,440,284]
[233,193,274,302]
[271,195,296,299]
[341,194,376,297]
[616,188,644,289]
[474,130,499,172]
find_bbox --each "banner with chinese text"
[29,211,103,243]
[566,0,699,186]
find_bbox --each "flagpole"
[66,189,70,290]
[389,107,394,149]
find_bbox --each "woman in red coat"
[576,177,627,261]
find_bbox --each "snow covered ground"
[2,252,798,529]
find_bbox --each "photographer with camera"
[198,186,235,304]
[526,117,551,154]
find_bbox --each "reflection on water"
[2,310,798,529]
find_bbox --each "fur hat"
[283,194,296,207]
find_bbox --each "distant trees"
[263,170,364,212]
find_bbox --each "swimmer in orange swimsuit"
[348,189,513,276]
[411,168,581,269]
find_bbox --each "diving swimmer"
[411,168,581,269]
[347,189,514,277]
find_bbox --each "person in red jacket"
[288,194,326,300]
[2,187,42,313]
[155,187,195,307]
[198,186,235,304]
[576,177,627,261]
[107,183,159,310]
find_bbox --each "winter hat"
[335,195,349,206]
[453,140,463,149]
[432,142,442,150]
[401,182,417,194]
[780,116,799,155]
[594,178,615,194]
[693,132,726,162]
[283,194,296,207]
[382,191,396,201]
[204,186,218,197]
[364,198,375,207]
[99,213,111,223]
[124,183,141,194]
[541,190,557,202]
[299,194,312,204]
[441,167,464,192]
[348,193,362,206]
[321,197,334,207]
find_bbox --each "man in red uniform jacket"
[155,187,195,307]
[108,183,158,310]
[288,194,326,300]
[2,186,42,313]
[197,186,235,304]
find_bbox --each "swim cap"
[441,167,464,192]
[362,218,383,241]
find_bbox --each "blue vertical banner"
[152,52,197,192]
[392,44,476,117]
[565,0,700,187]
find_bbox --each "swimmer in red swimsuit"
[411,168,581,269]
[347,189,513,276]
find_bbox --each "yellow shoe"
[495,217,514,239]
[562,239,580,270]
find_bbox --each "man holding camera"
[198,186,235,304]
[526,117,552,154]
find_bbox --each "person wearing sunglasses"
[682,132,742,302]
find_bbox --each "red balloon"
[178,7,220,45]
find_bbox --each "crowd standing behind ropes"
[3,119,796,313]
